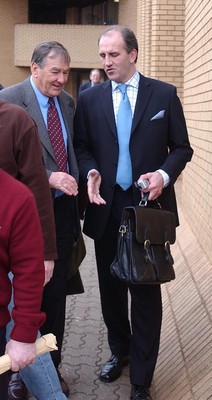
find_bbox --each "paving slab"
[30,200,212,400]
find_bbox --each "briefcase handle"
[137,192,162,209]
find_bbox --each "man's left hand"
[138,171,163,201]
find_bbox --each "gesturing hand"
[87,169,106,205]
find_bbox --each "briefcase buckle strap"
[119,225,127,237]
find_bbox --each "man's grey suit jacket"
[0,77,79,184]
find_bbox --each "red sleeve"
[9,192,46,343]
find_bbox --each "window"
[29,1,66,24]
[28,0,118,25]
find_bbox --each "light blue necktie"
[116,83,132,190]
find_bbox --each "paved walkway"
[29,196,212,400]
[59,202,212,400]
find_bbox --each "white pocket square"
[150,110,165,121]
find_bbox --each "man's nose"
[57,73,68,84]
[104,55,112,66]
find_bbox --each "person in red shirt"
[0,170,46,400]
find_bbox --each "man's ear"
[31,62,39,78]
[130,49,138,64]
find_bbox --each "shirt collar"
[111,71,140,92]
[30,76,49,108]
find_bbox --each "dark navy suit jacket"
[74,73,193,240]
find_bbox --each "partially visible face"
[90,70,101,84]
[31,51,70,97]
[99,30,137,83]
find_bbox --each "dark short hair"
[98,25,138,63]
[31,41,71,68]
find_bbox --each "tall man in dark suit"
[0,41,79,397]
[74,26,193,400]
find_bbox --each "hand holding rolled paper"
[0,334,57,375]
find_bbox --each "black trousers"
[0,326,8,400]
[40,194,75,368]
[94,185,162,387]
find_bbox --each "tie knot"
[118,83,127,95]
[48,97,55,106]
[118,83,128,99]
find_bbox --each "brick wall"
[0,0,29,86]
[136,0,152,77]
[118,0,137,29]
[14,24,105,69]
[136,0,185,99]
[182,0,212,262]
[135,0,212,263]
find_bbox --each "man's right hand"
[49,172,78,196]
[6,340,36,371]
[87,169,106,205]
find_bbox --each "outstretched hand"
[87,170,106,205]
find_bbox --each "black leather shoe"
[130,385,152,400]
[56,369,70,397]
[99,354,129,382]
[8,371,28,400]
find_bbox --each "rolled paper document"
[0,333,57,375]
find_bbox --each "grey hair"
[31,41,71,68]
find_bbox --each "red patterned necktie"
[47,97,68,172]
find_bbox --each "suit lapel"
[58,93,73,140]
[19,79,78,179]
[58,93,79,177]
[131,74,152,133]
[22,79,56,162]
[98,77,153,138]
[98,81,117,138]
